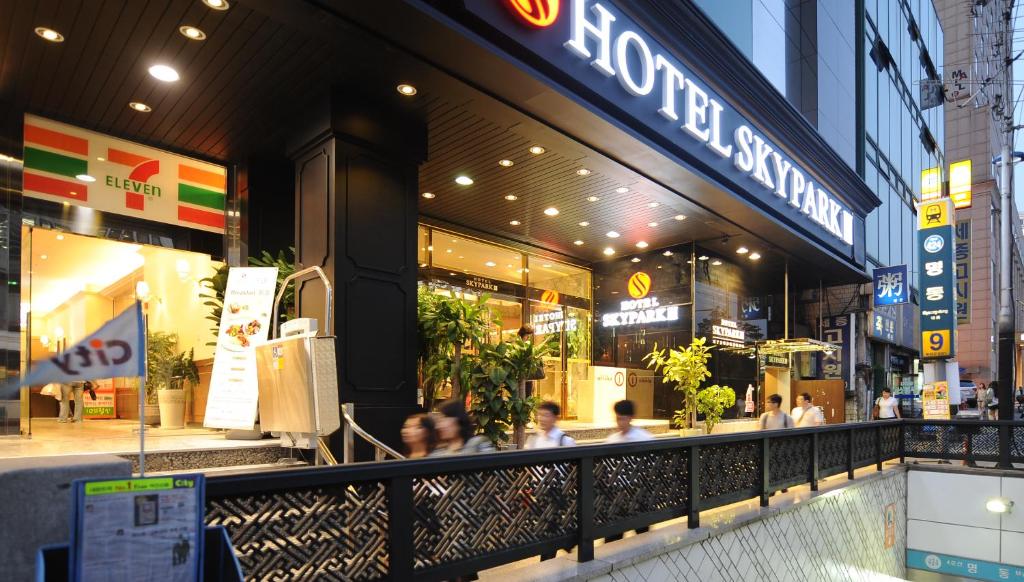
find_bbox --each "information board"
[917,199,957,359]
[71,475,204,582]
[922,382,951,420]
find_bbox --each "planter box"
[188,358,214,424]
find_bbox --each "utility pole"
[996,0,1016,421]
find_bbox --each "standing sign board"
[22,115,226,233]
[922,382,951,419]
[917,199,957,359]
[71,475,204,581]
[873,265,909,305]
[204,267,277,430]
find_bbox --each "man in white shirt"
[791,392,824,427]
[525,401,577,449]
[606,399,654,443]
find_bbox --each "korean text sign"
[873,265,909,305]
[917,199,957,359]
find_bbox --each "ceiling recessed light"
[202,0,230,9]
[606,231,620,238]
[498,159,514,167]
[573,240,584,245]
[458,255,464,259]
[749,252,761,260]
[507,264,513,268]
[485,261,496,267]
[736,246,749,254]
[509,220,521,226]
[543,263,552,268]
[648,222,658,227]
[75,174,96,182]
[129,102,152,112]
[674,214,687,221]
[544,207,559,216]
[636,241,648,248]
[616,187,629,193]
[631,257,641,263]
[56,234,65,241]
[586,196,600,202]
[578,221,590,226]
[96,157,105,162]
[40,255,48,260]
[427,245,433,251]
[446,249,453,253]
[698,255,709,261]
[35,27,64,42]
[148,64,180,83]
[454,175,473,186]
[603,247,615,256]
[179,25,206,40]
[711,259,722,266]
[396,83,417,96]
[504,194,518,201]
[663,250,673,257]
[421,192,435,199]
[576,168,591,176]
[529,145,546,155]
[648,202,660,208]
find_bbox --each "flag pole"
[137,299,148,476]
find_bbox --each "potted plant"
[467,341,539,448]
[644,337,717,436]
[146,331,178,426]
[417,287,493,402]
[161,348,200,429]
[696,385,737,434]
[503,335,555,447]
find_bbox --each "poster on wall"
[22,114,226,233]
[203,267,277,430]
[83,378,116,419]
[921,382,951,420]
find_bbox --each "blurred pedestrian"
[526,401,576,449]
[759,394,793,429]
[606,399,653,442]
[401,413,437,459]
[791,392,824,427]
[430,399,495,456]
[58,382,84,423]
[975,382,990,420]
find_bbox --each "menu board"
[71,475,204,582]
[922,381,951,420]
[83,379,116,419]
[203,267,277,430]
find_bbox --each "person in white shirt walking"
[759,394,794,430]
[606,399,654,443]
[791,392,824,427]
[526,401,577,449]
[873,388,901,420]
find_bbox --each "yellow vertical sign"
[921,167,941,201]
[949,160,972,209]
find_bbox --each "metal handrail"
[341,403,404,462]
[271,265,333,338]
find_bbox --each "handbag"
[871,398,881,420]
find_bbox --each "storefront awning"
[721,338,839,356]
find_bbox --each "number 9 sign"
[921,330,951,358]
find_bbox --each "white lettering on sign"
[532,310,579,335]
[711,318,746,347]
[562,0,854,246]
[601,296,679,327]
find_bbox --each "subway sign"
[917,198,957,359]
[472,0,857,254]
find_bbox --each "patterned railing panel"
[880,425,900,458]
[206,482,389,581]
[768,435,812,486]
[594,449,689,526]
[903,423,958,457]
[818,430,848,476]
[412,462,578,571]
[852,427,876,465]
[699,440,759,505]
[1013,425,1024,463]
[965,425,1000,459]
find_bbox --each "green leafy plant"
[145,332,179,404]
[169,348,200,389]
[417,287,494,401]
[566,311,591,360]
[644,336,715,429]
[502,335,555,447]
[249,247,296,325]
[199,264,229,346]
[696,385,736,434]
[467,340,542,446]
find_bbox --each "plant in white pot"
[162,348,200,429]
[146,331,179,427]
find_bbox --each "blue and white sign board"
[873,265,909,305]
[908,550,1024,581]
[821,315,854,390]
[71,474,205,582]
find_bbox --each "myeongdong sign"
[473,0,857,252]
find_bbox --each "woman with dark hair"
[430,399,494,456]
[401,413,437,459]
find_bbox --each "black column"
[291,88,426,460]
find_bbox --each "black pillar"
[291,88,426,460]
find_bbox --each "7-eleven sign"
[22,114,226,234]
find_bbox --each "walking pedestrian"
[873,388,901,420]
[606,399,654,443]
[975,382,990,420]
[430,399,495,456]
[759,394,793,429]
[987,381,1000,420]
[791,392,824,427]
[525,401,576,449]
[58,382,84,423]
[401,413,437,458]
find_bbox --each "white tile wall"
[1001,531,1024,567]
[1000,477,1024,534]
[907,470,1001,529]
[906,519,1001,561]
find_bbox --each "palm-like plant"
[502,335,555,447]
[418,289,493,401]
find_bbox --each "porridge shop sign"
[472,0,856,253]
[21,114,226,233]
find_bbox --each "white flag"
[18,302,146,388]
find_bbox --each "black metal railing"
[204,419,1023,581]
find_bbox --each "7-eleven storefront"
[7,115,228,445]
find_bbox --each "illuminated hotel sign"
[602,297,679,328]
[532,310,578,334]
[491,0,855,248]
[710,319,745,348]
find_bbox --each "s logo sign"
[507,0,560,28]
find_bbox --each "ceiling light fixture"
[485,261,496,267]
[573,240,584,245]
[529,145,546,155]
[985,497,1014,514]
[396,84,417,96]
[586,196,600,202]
[129,102,152,112]
[509,220,521,226]
[179,26,207,40]
[636,241,648,249]
[648,222,658,227]
[616,187,629,193]
[40,255,48,260]
[576,168,591,176]
[749,252,761,260]
[202,0,230,9]
[578,221,590,226]
[711,259,722,266]
[648,202,660,208]
[663,250,673,257]
[148,64,180,83]
[673,214,686,221]
[454,175,474,186]
[56,234,65,241]
[35,27,64,42]
[96,157,105,162]
[504,194,518,201]
[542,263,552,268]
[421,192,435,199]
[498,159,514,167]
[75,174,96,183]
[606,231,620,238]
[698,255,709,261]
[544,207,559,216]
[736,246,749,254]
[631,257,641,263]
[603,247,615,256]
